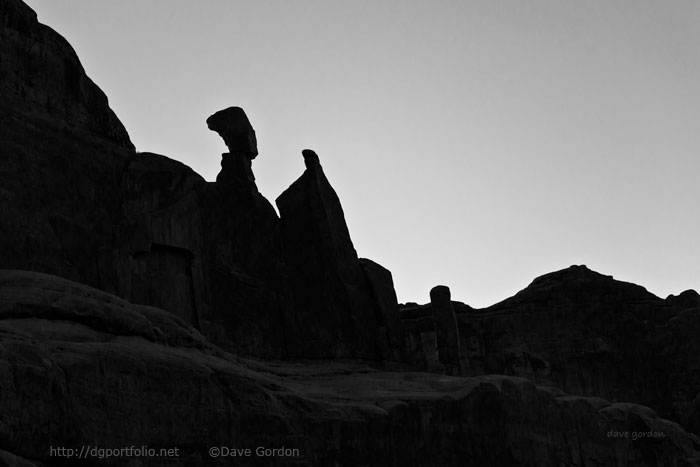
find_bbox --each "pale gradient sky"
[24,0,700,307]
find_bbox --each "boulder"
[206,106,259,186]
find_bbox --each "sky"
[23,0,700,307]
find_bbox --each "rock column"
[430,285,461,375]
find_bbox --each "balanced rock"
[207,107,258,185]
[206,106,258,158]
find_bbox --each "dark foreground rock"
[1,270,698,467]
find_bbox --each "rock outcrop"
[0,0,133,149]
[401,265,700,437]
[0,0,400,361]
[276,150,399,359]
[201,166,292,357]
[2,270,698,467]
[0,0,133,304]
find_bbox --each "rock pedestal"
[216,152,256,184]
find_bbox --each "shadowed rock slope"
[1,271,698,467]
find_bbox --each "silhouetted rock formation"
[430,285,461,375]
[302,148,320,168]
[276,150,399,359]
[0,0,133,150]
[206,106,258,157]
[3,1,700,464]
[360,258,404,360]
[0,0,134,302]
[0,0,400,361]
[207,106,258,185]
[202,169,292,357]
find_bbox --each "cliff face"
[0,0,133,301]
[0,0,133,149]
